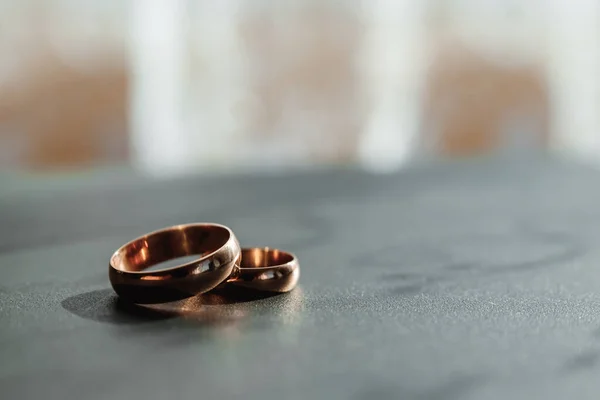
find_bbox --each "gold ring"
[109,223,241,303]
[225,247,300,293]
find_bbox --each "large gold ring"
[109,223,241,304]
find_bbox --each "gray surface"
[2,156,600,399]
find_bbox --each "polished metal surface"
[225,247,300,292]
[109,223,241,303]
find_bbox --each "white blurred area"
[0,0,599,175]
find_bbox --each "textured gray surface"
[2,156,600,399]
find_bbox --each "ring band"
[225,247,300,293]
[109,223,241,304]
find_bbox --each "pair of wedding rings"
[108,223,300,304]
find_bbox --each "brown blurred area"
[423,42,549,156]
[0,2,127,171]
[0,60,127,170]
[239,6,365,164]
[0,3,551,172]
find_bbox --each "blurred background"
[0,0,598,177]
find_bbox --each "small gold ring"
[226,247,300,293]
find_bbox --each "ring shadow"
[61,286,283,326]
